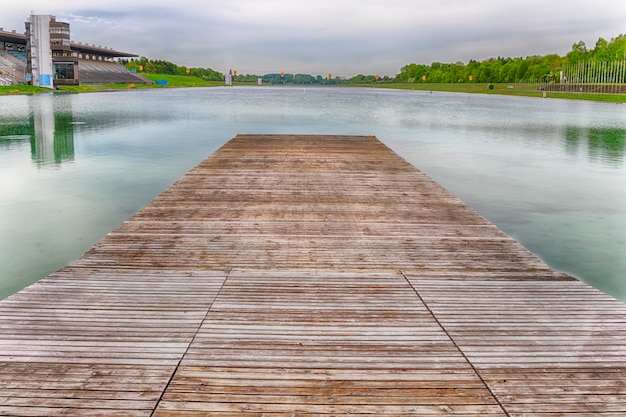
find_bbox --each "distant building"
[225,69,233,86]
[0,14,151,87]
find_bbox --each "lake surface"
[1,87,625,301]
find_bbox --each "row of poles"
[517,59,626,95]
[562,59,626,85]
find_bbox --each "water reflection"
[0,134,30,151]
[0,96,76,166]
[0,89,625,302]
[29,96,75,166]
[0,116,31,152]
[588,127,625,166]
[565,126,625,167]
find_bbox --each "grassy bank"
[0,85,53,95]
[0,74,223,96]
[141,74,224,87]
[54,74,224,92]
[371,82,626,102]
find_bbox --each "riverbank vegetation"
[0,74,223,94]
[119,34,625,88]
[117,33,626,101]
[139,74,223,87]
[0,85,52,95]
[120,57,223,82]
[1,34,624,101]
[373,82,625,102]
[395,35,626,85]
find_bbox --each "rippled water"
[1,87,625,300]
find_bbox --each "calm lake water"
[1,87,625,301]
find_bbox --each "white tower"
[28,14,54,88]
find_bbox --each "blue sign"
[156,80,169,85]
[40,74,52,87]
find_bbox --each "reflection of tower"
[30,95,75,166]
[31,95,55,163]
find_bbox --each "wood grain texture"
[1,134,625,416]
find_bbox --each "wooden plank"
[0,267,227,414]
[411,276,626,414]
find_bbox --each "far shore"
[1,77,625,103]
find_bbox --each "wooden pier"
[1,134,625,416]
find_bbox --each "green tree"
[566,41,589,64]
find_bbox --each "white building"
[27,14,54,88]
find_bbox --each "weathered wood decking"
[1,134,626,416]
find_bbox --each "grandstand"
[7,50,27,62]
[0,29,27,85]
[0,49,26,85]
[78,59,153,84]
[0,20,151,87]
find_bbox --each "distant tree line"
[121,57,223,81]
[121,34,624,85]
[233,73,394,85]
[396,34,626,84]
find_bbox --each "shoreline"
[1,81,625,103]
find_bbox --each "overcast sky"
[3,1,625,77]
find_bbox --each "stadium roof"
[0,28,137,58]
